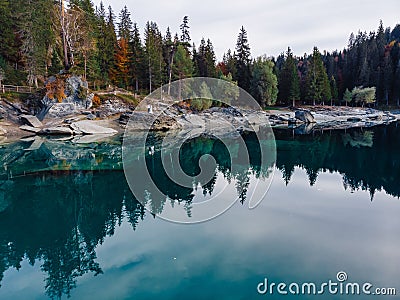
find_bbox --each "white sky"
[93,0,399,60]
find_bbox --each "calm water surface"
[0,124,400,299]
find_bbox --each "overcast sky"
[93,0,399,60]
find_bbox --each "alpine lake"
[0,122,399,299]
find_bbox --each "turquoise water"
[0,124,400,299]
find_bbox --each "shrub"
[92,94,101,107]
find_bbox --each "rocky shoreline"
[1,98,399,143]
[1,75,399,143]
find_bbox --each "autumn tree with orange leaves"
[111,38,131,89]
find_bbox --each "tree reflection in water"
[0,123,399,298]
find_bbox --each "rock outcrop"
[295,110,316,123]
[35,75,94,120]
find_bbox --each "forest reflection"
[0,123,399,298]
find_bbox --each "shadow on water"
[0,122,399,298]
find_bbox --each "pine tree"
[173,44,193,80]
[20,0,56,86]
[0,0,18,66]
[223,49,237,79]
[343,88,353,106]
[235,26,251,91]
[330,76,338,106]
[118,6,133,42]
[130,23,145,92]
[144,21,164,92]
[173,44,193,99]
[104,6,117,84]
[278,47,300,107]
[305,47,331,105]
[180,16,191,47]
[204,39,216,78]
[250,56,278,107]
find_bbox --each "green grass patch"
[264,105,286,111]
[0,92,30,102]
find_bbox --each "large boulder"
[38,75,94,119]
[295,110,316,123]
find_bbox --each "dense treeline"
[0,0,399,107]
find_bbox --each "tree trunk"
[61,0,69,70]
[178,74,182,100]
[168,51,175,96]
[149,56,152,93]
[84,55,87,81]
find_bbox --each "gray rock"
[44,76,93,119]
[295,110,316,123]
[40,127,74,136]
[20,114,43,128]
[70,120,118,135]
[19,125,41,133]
[179,114,205,128]
[86,114,96,120]
[85,93,94,109]
[119,112,132,125]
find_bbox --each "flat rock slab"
[19,125,41,133]
[70,120,118,135]
[40,127,74,136]
[20,115,43,128]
